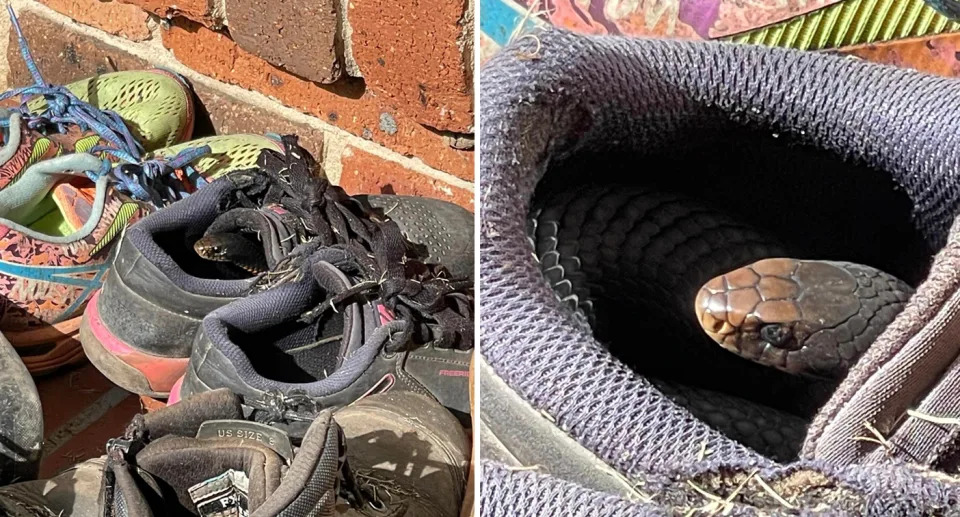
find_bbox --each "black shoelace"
[245,390,321,424]
[228,135,473,350]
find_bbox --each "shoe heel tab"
[143,388,243,437]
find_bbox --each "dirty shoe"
[0,457,103,517]
[0,332,41,486]
[334,392,470,517]
[0,389,344,516]
[0,390,469,516]
[81,135,473,398]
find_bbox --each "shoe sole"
[167,374,185,405]
[6,317,87,375]
[79,290,186,398]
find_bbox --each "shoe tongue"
[130,388,287,516]
[312,260,365,363]
[134,435,283,515]
[50,178,96,233]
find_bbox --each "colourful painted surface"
[513,0,841,38]
[478,0,844,59]
[479,0,960,75]
[840,31,960,76]
[480,0,546,46]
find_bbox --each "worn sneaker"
[80,136,473,397]
[174,240,473,422]
[0,389,468,516]
[0,331,41,485]
[0,389,343,516]
[334,391,470,517]
[0,134,278,375]
[475,31,960,515]
[1,8,195,193]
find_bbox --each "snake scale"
[529,185,913,461]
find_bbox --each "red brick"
[339,146,473,210]
[350,0,473,133]
[192,84,326,157]
[119,0,218,25]
[161,19,473,181]
[226,0,340,83]
[36,0,151,41]
[6,11,151,87]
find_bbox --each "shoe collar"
[204,255,410,402]
[198,203,306,273]
[102,389,346,517]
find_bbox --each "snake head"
[694,258,871,378]
[193,237,230,261]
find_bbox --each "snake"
[194,232,269,274]
[192,207,282,275]
[529,184,914,461]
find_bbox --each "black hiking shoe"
[0,332,41,486]
[79,136,473,398]
[0,390,469,517]
[175,244,474,423]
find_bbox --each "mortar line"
[8,0,474,192]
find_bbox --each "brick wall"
[0,0,474,209]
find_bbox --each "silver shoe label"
[196,419,295,463]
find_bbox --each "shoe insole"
[24,179,95,237]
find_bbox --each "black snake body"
[529,185,913,460]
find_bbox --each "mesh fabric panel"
[479,30,960,513]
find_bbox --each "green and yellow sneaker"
[0,7,194,194]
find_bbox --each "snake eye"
[760,324,800,350]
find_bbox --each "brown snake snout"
[695,258,912,378]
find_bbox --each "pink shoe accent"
[85,291,189,393]
[167,375,184,406]
[378,304,395,324]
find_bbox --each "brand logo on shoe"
[438,369,470,377]
[0,258,109,324]
[188,469,250,517]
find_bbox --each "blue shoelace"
[0,6,211,207]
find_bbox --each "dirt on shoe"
[0,332,41,486]
[334,392,470,517]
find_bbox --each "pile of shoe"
[0,8,473,516]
